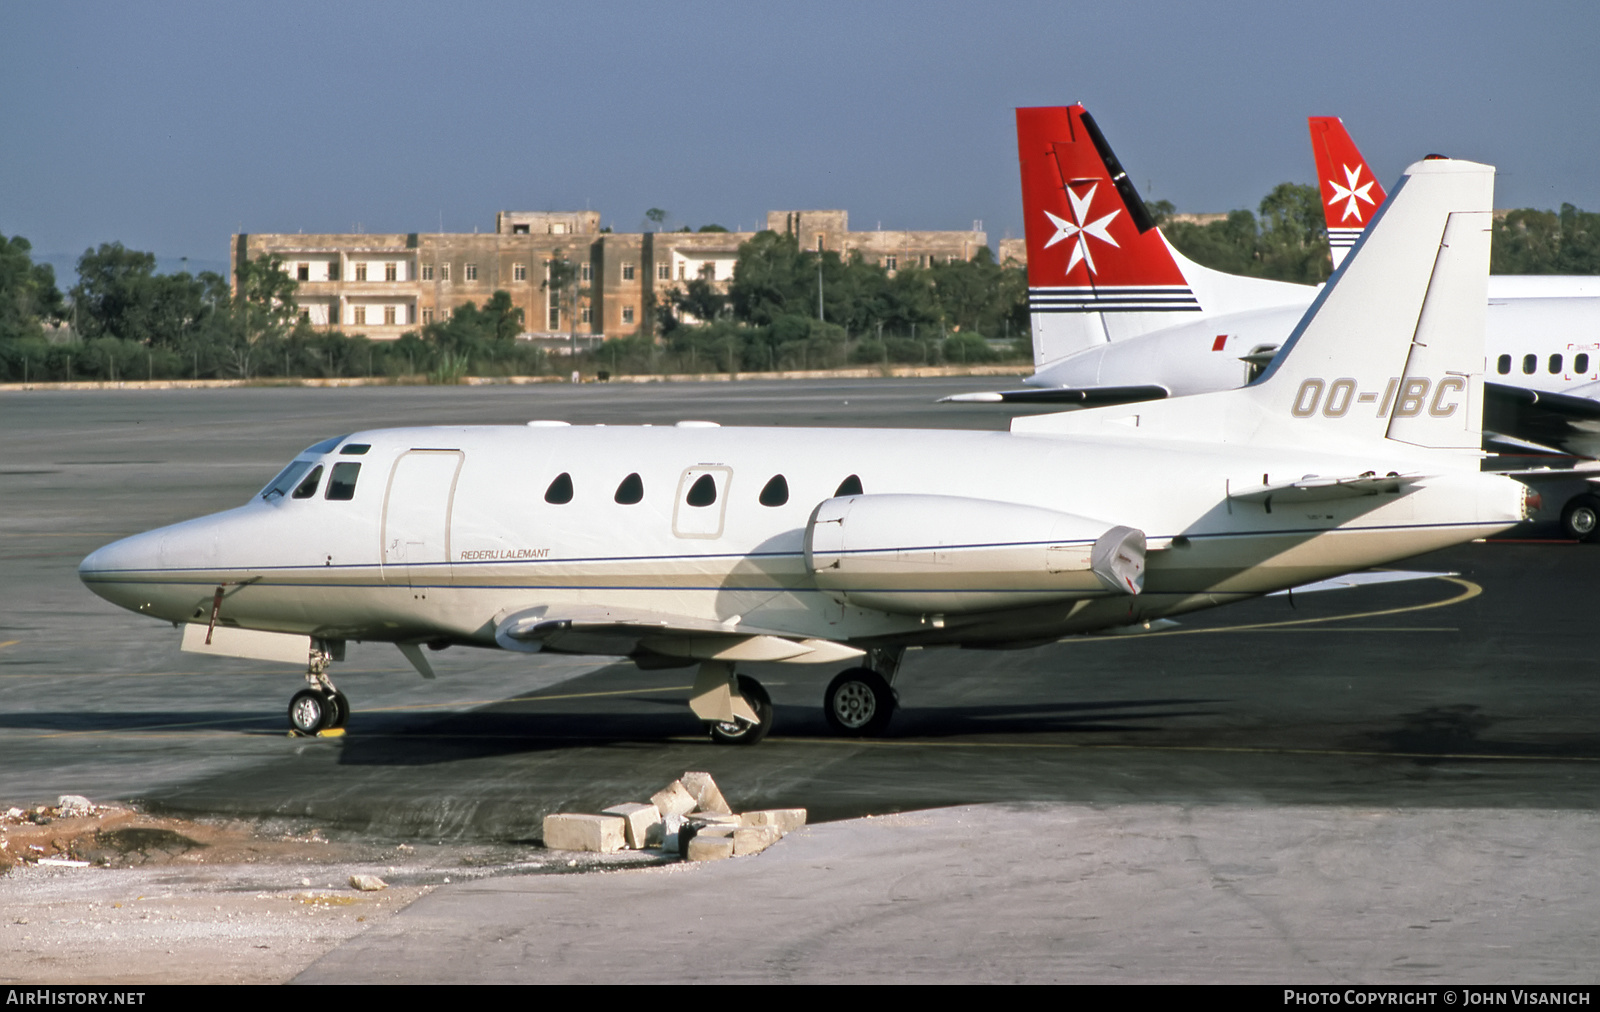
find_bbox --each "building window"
[422,308,434,324]
[297,263,310,281]
[678,263,686,280]
[354,306,366,325]
[580,262,592,282]
[385,262,397,282]
[514,263,527,282]
[622,263,635,281]
[384,305,396,325]
[816,234,825,252]
[327,262,339,281]
[550,222,568,235]
[422,264,434,281]
[465,263,478,281]
[622,305,635,324]
[657,263,669,280]
[355,263,368,282]
[440,263,451,281]
[700,262,716,280]
[884,255,897,271]
[299,308,310,322]
[581,306,591,324]
[512,224,530,235]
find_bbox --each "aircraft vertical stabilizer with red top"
[1018,105,1311,372]
[1309,116,1388,269]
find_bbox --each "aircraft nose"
[79,529,166,609]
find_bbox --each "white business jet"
[80,155,1530,745]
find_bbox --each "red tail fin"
[1017,105,1196,308]
[1308,116,1387,268]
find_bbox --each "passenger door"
[382,450,464,593]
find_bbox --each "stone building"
[233,210,987,344]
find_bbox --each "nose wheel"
[288,688,349,734]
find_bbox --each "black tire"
[824,668,896,736]
[326,690,350,729]
[708,674,773,746]
[288,688,331,734]
[1561,494,1600,543]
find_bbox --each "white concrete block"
[680,771,732,814]
[542,813,626,854]
[651,780,698,818]
[740,809,808,834]
[602,803,663,850]
[733,825,782,857]
[686,833,736,862]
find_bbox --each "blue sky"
[4,1,1597,274]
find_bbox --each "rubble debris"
[542,771,807,863]
[602,803,663,850]
[649,780,697,819]
[56,795,93,818]
[541,813,626,854]
[680,772,732,815]
[349,874,387,892]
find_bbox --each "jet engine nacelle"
[803,494,1146,615]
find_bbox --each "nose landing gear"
[287,640,349,735]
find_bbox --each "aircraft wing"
[493,604,864,666]
[1228,472,1427,505]
[1484,381,1600,459]
[939,384,1170,406]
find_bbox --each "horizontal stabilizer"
[1228,472,1427,505]
[939,384,1169,406]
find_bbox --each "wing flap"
[940,384,1170,406]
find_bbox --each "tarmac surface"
[4,378,1599,982]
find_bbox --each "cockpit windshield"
[259,435,351,501]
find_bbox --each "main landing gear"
[691,660,772,746]
[287,640,349,735]
[824,648,904,737]
[1561,493,1600,543]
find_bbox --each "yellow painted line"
[1069,576,1482,642]
[0,640,18,650]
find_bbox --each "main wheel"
[708,674,773,746]
[1561,494,1600,542]
[288,689,331,734]
[824,668,896,736]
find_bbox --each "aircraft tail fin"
[1015,156,1493,457]
[1309,117,1388,269]
[1018,106,1314,374]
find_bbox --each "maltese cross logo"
[1043,182,1121,275]
[1326,163,1377,222]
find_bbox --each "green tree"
[1493,204,1600,274]
[0,233,65,341]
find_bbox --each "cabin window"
[1550,354,1563,374]
[1578,354,1591,374]
[1523,354,1537,375]
[339,443,370,455]
[614,472,644,505]
[1497,354,1511,375]
[325,462,361,501]
[545,472,574,504]
[834,474,863,497]
[759,474,789,507]
[685,473,718,507]
[291,465,324,499]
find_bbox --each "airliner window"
[615,472,644,505]
[1523,354,1537,375]
[339,443,371,455]
[292,465,324,499]
[1497,354,1511,375]
[685,473,717,507]
[1578,354,1591,374]
[261,460,313,501]
[835,474,863,497]
[546,472,574,504]
[1550,354,1563,374]
[759,474,789,507]
[325,462,361,501]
